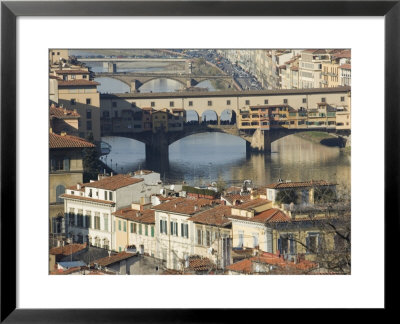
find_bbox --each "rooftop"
[60,194,115,205]
[152,197,217,215]
[232,198,271,211]
[113,208,155,224]
[84,174,143,191]
[49,133,95,149]
[50,105,80,119]
[100,86,351,100]
[49,243,87,256]
[187,205,232,227]
[229,208,290,224]
[91,251,137,267]
[57,79,100,87]
[54,69,90,74]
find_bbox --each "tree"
[276,189,298,205]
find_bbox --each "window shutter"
[277,238,281,254]
[175,223,178,236]
[63,158,70,171]
[170,221,173,235]
[160,220,163,233]
[181,223,184,237]
[164,220,167,234]
[185,224,189,238]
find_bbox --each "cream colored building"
[187,205,233,269]
[153,197,218,270]
[49,49,69,65]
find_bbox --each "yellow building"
[113,205,156,255]
[152,108,169,133]
[49,131,95,242]
[49,49,69,65]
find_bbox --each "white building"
[153,197,217,270]
[61,173,162,251]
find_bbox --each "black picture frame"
[1,0,397,322]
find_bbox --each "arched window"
[55,185,65,203]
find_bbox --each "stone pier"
[247,128,272,153]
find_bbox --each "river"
[77,50,350,190]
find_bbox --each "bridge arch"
[220,109,237,125]
[139,77,187,88]
[201,110,218,125]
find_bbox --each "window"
[103,111,110,118]
[197,229,203,245]
[109,191,113,200]
[245,100,250,105]
[321,97,326,103]
[302,98,307,103]
[227,100,231,105]
[306,233,319,253]
[238,231,244,248]
[123,221,127,232]
[188,101,193,106]
[86,121,92,131]
[71,75,76,80]
[118,220,121,231]
[160,219,167,234]
[264,99,269,104]
[57,52,60,55]
[85,211,91,228]
[139,224,142,235]
[70,99,76,105]
[252,233,259,248]
[94,213,100,230]
[77,209,83,227]
[68,208,75,226]
[86,109,92,119]
[104,191,108,200]
[114,111,118,118]
[170,221,178,236]
[55,185,65,203]
[283,99,288,104]
[181,223,189,238]
[151,102,155,107]
[207,101,212,106]
[169,101,174,107]
[83,74,87,79]
[88,189,92,197]
[130,223,134,233]
[112,102,117,107]
[341,96,345,102]
[86,98,91,105]
[145,225,148,236]
[206,230,211,246]
[151,226,154,237]
[103,214,109,231]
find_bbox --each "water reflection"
[101,133,350,189]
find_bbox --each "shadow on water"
[101,133,351,189]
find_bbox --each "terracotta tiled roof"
[229,208,290,224]
[49,243,87,256]
[225,258,252,274]
[339,64,351,70]
[55,70,90,74]
[60,194,115,205]
[221,193,251,205]
[57,79,100,86]
[113,208,155,224]
[187,256,216,271]
[91,251,136,267]
[49,75,62,80]
[85,174,143,190]
[152,197,217,215]
[49,133,95,149]
[265,180,334,189]
[50,106,80,119]
[225,186,241,194]
[332,49,351,59]
[290,66,299,71]
[232,198,271,211]
[50,267,82,275]
[67,184,85,192]
[187,205,232,227]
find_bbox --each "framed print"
[1,0,398,321]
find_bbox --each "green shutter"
[151,226,154,237]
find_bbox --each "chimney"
[108,251,111,257]
[77,183,81,190]
[110,172,113,177]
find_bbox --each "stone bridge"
[95,72,238,92]
[102,124,348,166]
